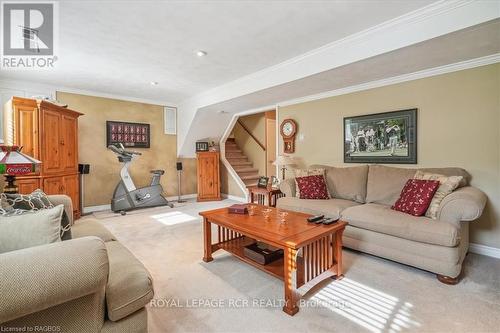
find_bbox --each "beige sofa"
[277,165,487,284]
[0,195,153,332]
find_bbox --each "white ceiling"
[0,0,435,103]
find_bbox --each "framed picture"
[107,121,150,148]
[195,141,209,152]
[257,176,269,188]
[344,109,417,164]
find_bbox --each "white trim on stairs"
[221,194,247,202]
[469,243,500,259]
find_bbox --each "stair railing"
[236,119,266,151]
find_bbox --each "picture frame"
[106,121,150,148]
[344,109,417,164]
[257,176,269,188]
[195,141,209,152]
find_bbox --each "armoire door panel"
[41,109,62,174]
[63,174,79,213]
[43,176,64,195]
[17,178,41,194]
[61,114,78,172]
[16,106,39,159]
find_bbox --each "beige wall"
[278,64,500,249]
[56,92,197,207]
[220,162,245,198]
[233,113,267,176]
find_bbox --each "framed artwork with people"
[344,109,417,164]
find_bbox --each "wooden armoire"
[3,97,83,218]
[196,151,221,201]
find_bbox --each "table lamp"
[0,145,41,194]
[272,155,296,180]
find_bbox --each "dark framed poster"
[106,121,150,148]
[344,109,417,164]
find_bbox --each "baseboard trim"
[469,243,500,259]
[82,193,198,214]
[83,204,110,214]
[221,194,247,202]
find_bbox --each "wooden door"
[61,113,78,172]
[41,109,63,174]
[43,176,64,195]
[14,103,39,159]
[265,116,276,178]
[17,178,41,194]
[197,152,220,201]
[63,174,79,214]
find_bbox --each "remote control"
[322,218,338,225]
[307,215,324,223]
[315,218,325,224]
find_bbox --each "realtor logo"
[1,1,58,69]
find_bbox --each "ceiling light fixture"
[196,50,207,57]
[150,81,159,86]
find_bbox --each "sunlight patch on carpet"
[312,278,420,333]
[150,211,198,226]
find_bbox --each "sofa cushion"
[341,203,460,247]
[419,167,470,187]
[72,219,116,242]
[366,165,417,206]
[105,241,154,322]
[0,205,63,253]
[296,175,330,199]
[4,190,72,240]
[277,196,360,219]
[311,165,368,203]
[392,179,440,216]
[413,171,463,219]
[366,165,471,206]
[292,168,328,198]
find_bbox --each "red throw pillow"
[295,175,330,200]
[392,179,440,216]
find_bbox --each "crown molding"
[278,53,500,107]
[0,78,176,107]
[183,0,499,110]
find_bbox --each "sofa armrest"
[437,186,487,224]
[0,237,109,324]
[48,194,74,225]
[279,178,296,198]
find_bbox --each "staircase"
[225,138,260,187]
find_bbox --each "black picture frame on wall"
[106,121,150,148]
[344,109,417,164]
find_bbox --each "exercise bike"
[108,144,173,214]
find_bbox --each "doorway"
[265,110,276,178]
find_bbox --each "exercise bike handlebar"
[108,144,142,156]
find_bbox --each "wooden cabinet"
[17,178,41,194]
[3,97,83,218]
[197,152,221,202]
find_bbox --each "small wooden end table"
[247,185,284,207]
[199,205,346,316]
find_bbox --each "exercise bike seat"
[150,169,165,175]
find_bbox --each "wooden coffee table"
[199,205,346,316]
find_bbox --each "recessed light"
[196,50,207,57]
[150,81,158,86]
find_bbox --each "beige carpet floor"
[82,200,500,333]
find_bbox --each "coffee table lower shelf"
[201,217,346,316]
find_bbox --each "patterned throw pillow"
[413,171,463,219]
[3,189,72,240]
[295,175,330,200]
[293,168,329,198]
[392,179,440,216]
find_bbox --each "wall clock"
[280,119,297,153]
